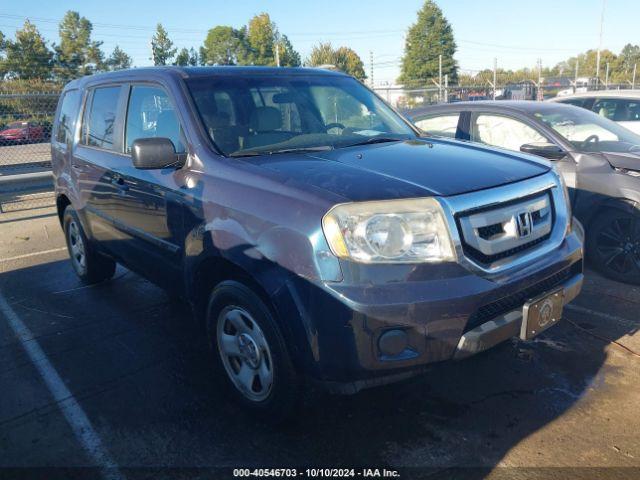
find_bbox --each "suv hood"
[252,139,550,201]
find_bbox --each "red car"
[0,121,46,144]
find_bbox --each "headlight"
[555,171,572,234]
[322,198,455,263]
[614,167,640,178]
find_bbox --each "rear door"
[73,84,129,245]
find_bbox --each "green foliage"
[306,43,366,79]
[106,45,132,71]
[1,20,53,80]
[247,13,276,65]
[54,11,104,80]
[399,0,457,86]
[276,34,301,67]
[151,23,176,66]
[200,26,250,65]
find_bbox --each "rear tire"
[206,280,300,422]
[63,206,116,284]
[587,208,640,285]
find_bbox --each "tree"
[174,48,190,66]
[174,47,199,66]
[247,13,275,65]
[151,23,176,66]
[618,44,640,77]
[106,45,132,71]
[307,42,335,67]
[54,11,104,80]
[200,26,250,65]
[399,0,457,86]
[306,43,366,79]
[335,47,366,79]
[276,34,301,67]
[1,20,53,80]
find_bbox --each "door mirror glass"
[131,137,180,169]
[520,142,566,160]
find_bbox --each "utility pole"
[444,74,448,103]
[596,0,606,83]
[370,51,374,88]
[493,57,497,100]
[438,54,443,103]
[574,58,579,93]
[275,41,280,67]
[605,62,609,88]
[537,58,543,101]
[633,64,637,89]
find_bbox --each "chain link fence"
[0,84,61,214]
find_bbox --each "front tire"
[63,206,116,284]
[587,208,640,285]
[206,281,300,422]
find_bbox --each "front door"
[108,84,188,290]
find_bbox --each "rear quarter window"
[54,90,81,144]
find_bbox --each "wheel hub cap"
[238,333,261,368]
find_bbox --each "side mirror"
[520,142,566,160]
[131,137,181,169]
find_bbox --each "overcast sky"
[0,0,636,84]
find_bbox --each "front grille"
[464,261,582,332]
[463,233,551,264]
[456,190,554,266]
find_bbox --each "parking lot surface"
[1,206,639,479]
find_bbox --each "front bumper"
[453,270,583,359]
[276,223,584,391]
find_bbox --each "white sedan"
[548,90,640,134]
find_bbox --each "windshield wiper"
[344,136,405,148]
[230,145,333,157]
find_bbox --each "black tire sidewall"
[206,281,298,419]
[587,209,640,285]
[62,206,115,284]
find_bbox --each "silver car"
[407,100,640,284]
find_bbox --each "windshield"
[6,122,27,129]
[532,105,640,153]
[186,73,416,156]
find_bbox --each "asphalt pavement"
[1,206,639,480]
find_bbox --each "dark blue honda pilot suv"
[51,67,584,419]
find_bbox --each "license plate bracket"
[520,287,564,340]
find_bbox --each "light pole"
[596,0,606,83]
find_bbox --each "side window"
[81,86,121,150]
[414,114,459,138]
[592,99,618,120]
[125,86,186,154]
[622,100,640,122]
[472,114,547,152]
[55,89,80,144]
[611,99,640,122]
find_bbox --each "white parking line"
[566,304,639,326]
[0,292,124,480]
[0,247,67,263]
